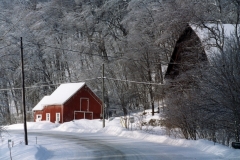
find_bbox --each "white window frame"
[36,114,42,121]
[74,111,93,120]
[56,113,60,123]
[46,113,50,121]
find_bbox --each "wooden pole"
[21,37,28,145]
[102,63,105,128]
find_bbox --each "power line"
[0,36,233,70]
[23,40,169,64]
[105,77,165,86]
[0,78,99,91]
[23,40,204,66]
[0,38,231,67]
[0,76,178,92]
[23,40,233,68]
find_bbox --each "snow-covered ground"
[1,116,240,160]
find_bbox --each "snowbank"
[2,117,240,159]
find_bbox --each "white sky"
[191,24,235,60]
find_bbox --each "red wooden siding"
[34,111,43,121]
[81,98,89,111]
[34,105,63,123]
[63,85,102,122]
[34,84,102,123]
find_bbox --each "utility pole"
[21,37,28,145]
[102,63,105,128]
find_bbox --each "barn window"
[46,113,50,121]
[56,113,60,123]
[36,114,42,122]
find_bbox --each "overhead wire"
[23,40,210,66]
[0,78,99,91]
[24,40,233,68]
[0,75,176,92]
[0,26,231,67]
[0,9,233,93]
[0,30,232,94]
[104,77,165,86]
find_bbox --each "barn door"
[80,98,89,111]
[85,113,93,120]
[56,113,60,123]
[75,112,84,119]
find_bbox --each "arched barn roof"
[165,23,236,79]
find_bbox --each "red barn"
[32,83,102,123]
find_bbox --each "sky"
[1,114,240,160]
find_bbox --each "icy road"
[4,130,223,160]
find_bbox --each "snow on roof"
[33,83,86,110]
[190,24,235,59]
[32,96,50,111]
[42,82,86,106]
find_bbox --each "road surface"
[6,130,223,160]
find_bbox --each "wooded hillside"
[0,0,239,146]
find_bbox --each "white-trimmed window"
[36,114,42,122]
[46,113,50,121]
[56,113,60,123]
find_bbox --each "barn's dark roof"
[165,24,235,79]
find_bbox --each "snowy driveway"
[4,130,223,160]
